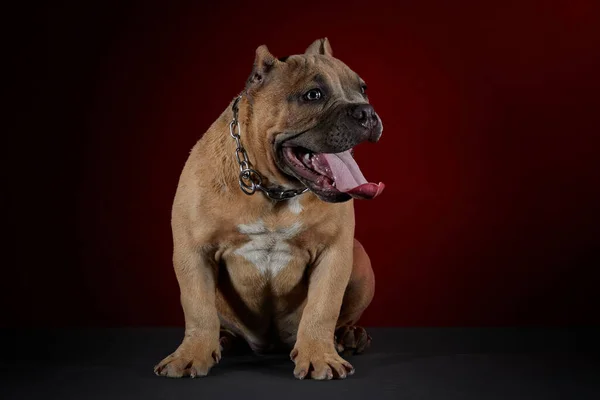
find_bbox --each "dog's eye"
[303,89,322,101]
[360,85,368,95]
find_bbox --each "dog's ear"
[305,38,333,56]
[246,45,279,89]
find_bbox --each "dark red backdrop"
[7,0,600,327]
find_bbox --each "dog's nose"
[350,104,378,130]
[349,104,381,142]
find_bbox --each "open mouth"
[281,146,384,200]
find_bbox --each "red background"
[6,0,600,327]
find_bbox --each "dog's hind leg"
[335,239,375,354]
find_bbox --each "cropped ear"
[305,37,333,56]
[246,45,279,89]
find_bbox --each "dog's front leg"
[291,240,355,380]
[154,245,220,378]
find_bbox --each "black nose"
[350,104,378,130]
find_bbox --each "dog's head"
[243,38,384,203]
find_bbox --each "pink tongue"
[319,151,384,199]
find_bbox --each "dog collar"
[229,95,309,201]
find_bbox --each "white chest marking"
[287,197,303,214]
[234,219,302,276]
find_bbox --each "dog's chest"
[233,219,303,277]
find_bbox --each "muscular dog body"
[154,38,383,380]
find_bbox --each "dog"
[154,38,384,380]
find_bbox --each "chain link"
[228,95,308,200]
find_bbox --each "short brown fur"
[154,38,376,380]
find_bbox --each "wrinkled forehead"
[278,54,365,102]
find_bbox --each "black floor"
[1,328,599,399]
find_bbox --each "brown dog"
[154,38,384,380]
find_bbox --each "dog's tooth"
[303,153,310,163]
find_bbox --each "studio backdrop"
[6,0,599,327]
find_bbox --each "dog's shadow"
[212,352,292,378]
[208,345,389,379]
[211,348,450,379]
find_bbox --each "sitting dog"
[154,38,384,380]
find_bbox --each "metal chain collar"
[229,95,308,201]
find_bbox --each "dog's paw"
[154,337,221,378]
[290,340,354,380]
[335,325,372,354]
[218,328,251,355]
